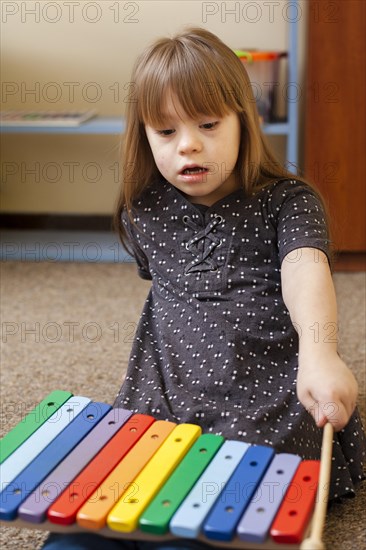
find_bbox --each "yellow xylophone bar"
[0,393,332,549]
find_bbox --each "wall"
[1,0,308,215]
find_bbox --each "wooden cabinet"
[304,0,365,269]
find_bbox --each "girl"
[42,27,365,550]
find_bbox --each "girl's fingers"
[302,393,350,432]
[319,400,349,431]
[301,393,327,427]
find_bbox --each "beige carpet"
[0,262,365,550]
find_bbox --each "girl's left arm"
[281,247,358,431]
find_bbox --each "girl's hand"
[297,352,358,432]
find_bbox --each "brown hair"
[114,27,315,251]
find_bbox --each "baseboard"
[0,214,113,231]
[333,252,366,272]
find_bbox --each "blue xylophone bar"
[203,445,278,541]
[0,402,111,520]
[18,407,132,523]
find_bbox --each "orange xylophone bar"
[0,392,330,549]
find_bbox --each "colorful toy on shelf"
[234,50,288,123]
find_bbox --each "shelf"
[1,117,289,136]
[0,229,132,263]
[261,122,290,135]
[0,117,125,135]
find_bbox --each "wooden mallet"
[300,422,334,550]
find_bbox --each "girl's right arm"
[281,247,358,431]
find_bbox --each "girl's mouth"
[180,165,208,176]
[181,166,207,175]
[179,165,209,184]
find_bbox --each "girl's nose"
[178,131,202,155]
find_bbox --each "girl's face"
[144,94,241,206]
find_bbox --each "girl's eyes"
[200,121,219,130]
[156,121,219,136]
[157,129,175,136]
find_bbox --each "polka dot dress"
[114,178,366,499]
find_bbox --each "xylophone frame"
[0,391,333,550]
[1,516,312,550]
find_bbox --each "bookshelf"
[1,2,300,168]
[1,2,300,261]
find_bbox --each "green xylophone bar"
[0,390,73,463]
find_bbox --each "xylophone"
[0,391,333,550]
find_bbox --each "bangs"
[134,36,244,127]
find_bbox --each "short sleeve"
[121,209,152,280]
[269,180,331,265]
